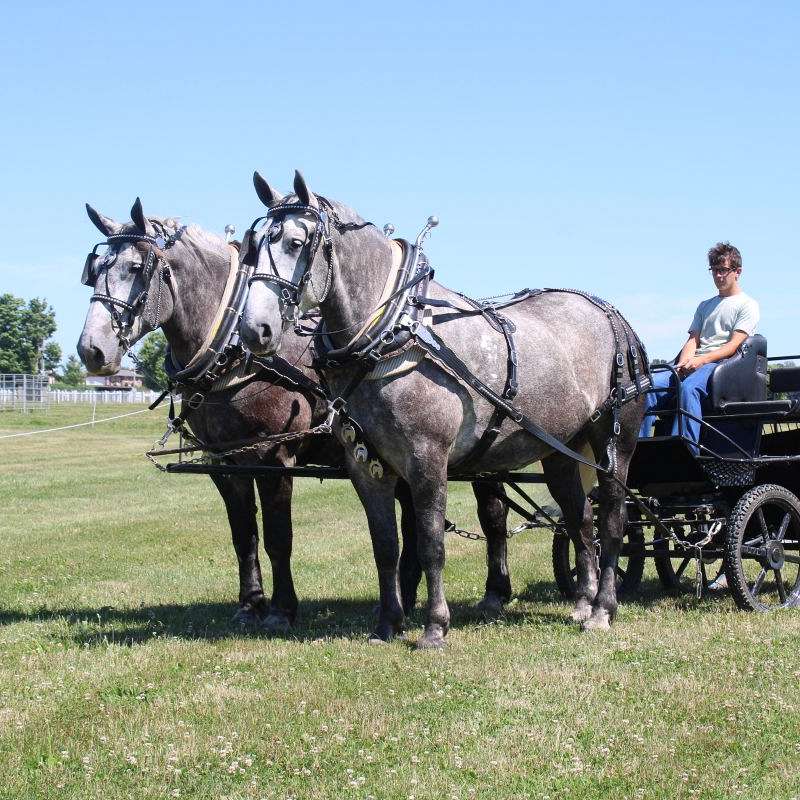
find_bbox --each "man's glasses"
[708,265,739,276]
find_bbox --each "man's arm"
[677,330,749,374]
[675,333,700,371]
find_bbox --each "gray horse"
[240,171,646,648]
[77,198,512,635]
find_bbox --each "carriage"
[553,334,800,611]
[83,193,799,643]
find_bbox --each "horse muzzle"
[77,326,124,375]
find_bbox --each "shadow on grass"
[517,575,732,612]
[0,576,730,648]
[0,593,579,647]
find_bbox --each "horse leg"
[348,465,404,643]
[210,474,267,626]
[396,480,423,615]
[584,410,640,630]
[473,481,511,616]
[254,474,298,632]
[542,453,597,624]
[409,468,450,650]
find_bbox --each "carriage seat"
[707,334,768,412]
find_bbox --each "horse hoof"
[475,594,505,618]
[570,601,593,623]
[415,634,446,651]
[580,609,611,632]
[368,623,396,644]
[261,613,291,634]
[231,607,261,628]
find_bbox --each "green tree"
[136,331,169,390]
[0,293,58,373]
[61,355,86,387]
[43,341,63,375]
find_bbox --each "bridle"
[241,199,359,326]
[83,228,183,345]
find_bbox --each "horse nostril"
[260,323,272,342]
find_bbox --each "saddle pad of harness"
[365,344,427,381]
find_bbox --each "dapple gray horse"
[77,198,511,635]
[240,171,646,648]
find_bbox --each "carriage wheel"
[551,529,645,600]
[724,484,800,612]
[653,524,724,595]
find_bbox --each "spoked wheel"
[654,524,724,595]
[552,529,645,600]
[724,484,800,611]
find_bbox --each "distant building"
[85,368,142,390]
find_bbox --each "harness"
[84,228,183,338]
[84,226,326,439]
[242,202,652,477]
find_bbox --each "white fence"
[1,375,161,412]
[49,389,161,405]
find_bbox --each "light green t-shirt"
[689,292,760,355]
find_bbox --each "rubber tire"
[552,529,645,600]
[724,483,800,612]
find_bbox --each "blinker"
[82,243,115,286]
[240,229,257,266]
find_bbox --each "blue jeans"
[640,364,716,452]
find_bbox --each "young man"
[640,242,760,451]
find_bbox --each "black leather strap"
[413,325,609,474]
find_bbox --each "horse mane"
[117,216,229,257]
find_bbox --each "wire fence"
[0,374,49,413]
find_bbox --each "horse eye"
[290,238,304,249]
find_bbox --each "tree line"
[0,292,167,390]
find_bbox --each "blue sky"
[1,1,798,362]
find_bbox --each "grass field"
[1,404,799,800]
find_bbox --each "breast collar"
[165,243,253,399]
[312,238,434,368]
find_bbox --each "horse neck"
[321,227,394,348]
[161,233,231,366]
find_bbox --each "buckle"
[615,353,625,367]
[589,408,603,423]
[380,329,396,345]
[331,397,347,413]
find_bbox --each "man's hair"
[708,241,742,271]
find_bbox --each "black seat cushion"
[708,334,768,409]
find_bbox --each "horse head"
[240,170,338,355]
[77,198,181,374]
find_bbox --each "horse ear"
[86,203,123,236]
[130,197,154,234]
[293,170,319,210]
[253,171,283,208]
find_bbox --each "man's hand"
[676,354,707,376]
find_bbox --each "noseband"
[85,228,182,343]
[242,202,335,325]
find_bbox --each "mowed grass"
[1,404,799,800]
